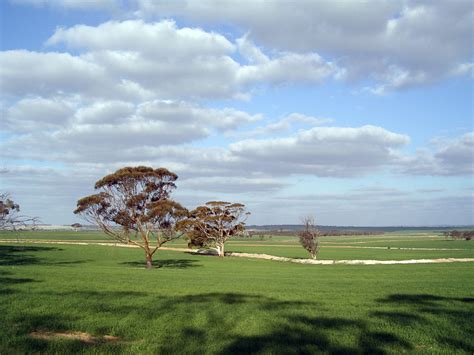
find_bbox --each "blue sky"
[1,0,473,226]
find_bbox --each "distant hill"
[247,225,474,233]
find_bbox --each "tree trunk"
[146,253,153,269]
[217,242,225,257]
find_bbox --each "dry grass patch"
[29,331,121,344]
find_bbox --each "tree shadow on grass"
[0,245,91,267]
[0,270,41,296]
[4,289,471,354]
[120,258,202,269]
[0,245,62,266]
[375,293,474,353]
[218,314,412,355]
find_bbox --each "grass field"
[1,231,473,353]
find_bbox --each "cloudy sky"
[1,0,473,226]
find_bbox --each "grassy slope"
[1,240,473,354]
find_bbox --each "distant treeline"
[247,225,474,233]
[249,230,383,237]
[443,230,473,241]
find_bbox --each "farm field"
[1,231,473,353]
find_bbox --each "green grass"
[226,244,474,260]
[1,232,473,354]
[0,230,110,242]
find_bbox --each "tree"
[74,166,188,269]
[180,201,249,257]
[298,216,321,259]
[0,193,39,230]
[71,223,83,232]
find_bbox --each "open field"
[1,231,473,353]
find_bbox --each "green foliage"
[74,166,187,268]
[180,201,249,256]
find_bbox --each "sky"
[0,0,473,226]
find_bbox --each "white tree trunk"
[216,241,225,257]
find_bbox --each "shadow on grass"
[2,285,472,353]
[121,258,201,269]
[0,245,62,266]
[0,270,41,296]
[375,293,474,353]
[218,315,412,354]
[2,289,416,354]
[0,245,90,267]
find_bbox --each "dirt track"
[1,239,473,266]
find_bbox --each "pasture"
[1,230,473,353]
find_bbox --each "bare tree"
[180,201,249,257]
[298,216,321,259]
[0,193,39,230]
[74,166,188,269]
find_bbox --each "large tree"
[0,193,39,230]
[74,166,188,269]
[180,201,249,257]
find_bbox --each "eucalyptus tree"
[180,201,249,257]
[74,166,188,269]
[0,193,39,230]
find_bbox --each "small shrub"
[298,217,321,259]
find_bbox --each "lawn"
[1,231,473,353]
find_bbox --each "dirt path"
[226,252,474,265]
[1,239,473,266]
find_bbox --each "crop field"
[1,230,473,353]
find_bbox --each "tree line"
[443,230,473,241]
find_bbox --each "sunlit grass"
[1,234,473,353]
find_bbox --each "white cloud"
[179,177,288,193]
[46,20,235,55]
[1,97,74,132]
[228,125,410,177]
[1,99,261,162]
[401,133,474,176]
[135,0,473,91]
[0,50,115,98]
[231,113,333,138]
[9,0,120,10]
[75,101,135,124]
[236,35,338,85]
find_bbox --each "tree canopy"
[0,193,38,230]
[180,201,249,257]
[74,166,188,268]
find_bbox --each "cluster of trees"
[0,193,38,230]
[443,230,473,241]
[74,166,249,268]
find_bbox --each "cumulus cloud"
[1,99,261,162]
[401,133,474,176]
[135,0,473,92]
[230,113,333,138]
[46,19,235,55]
[9,0,120,11]
[0,20,343,102]
[179,177,288,193]
[228,125,410,177]
[236,35,339,85]
[1,97,74,132]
